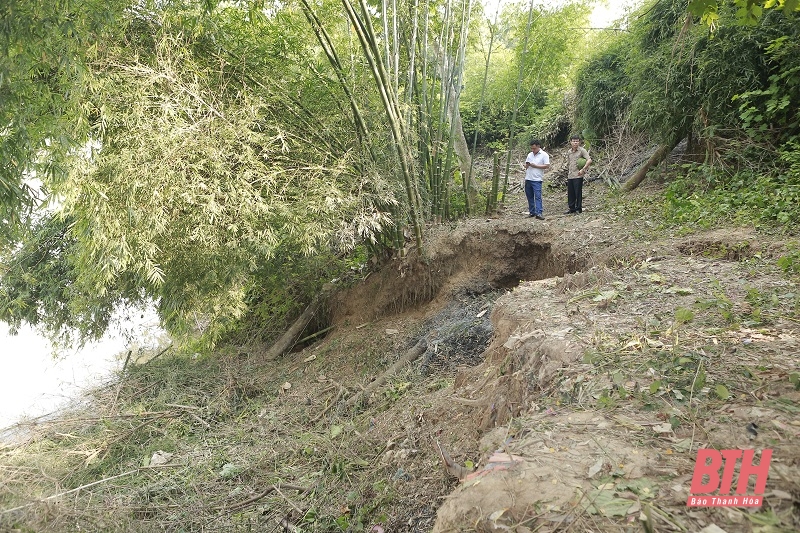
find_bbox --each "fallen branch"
[622,137,682,192]
[345,337,427,407]
[450,396,487,407]
[295,325,334,345]
[274,484,304,515]
[214,483,311,513]
[310,385,346,424]
[265,286,333,361]
[0,464,181,515]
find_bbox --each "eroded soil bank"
[325,186,799,532]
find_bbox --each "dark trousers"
[567,177,584,213]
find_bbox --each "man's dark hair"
[570,134,581,141]
[530,139,541,147]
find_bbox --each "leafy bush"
[777,242,800,275]
[574,39,631,141]
[732,23,800,145]
[461,2,591,148]
[576,0,800,148]
[663,142,800,229]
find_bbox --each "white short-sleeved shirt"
[525,150,550,182]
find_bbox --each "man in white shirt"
[524,140,550,220]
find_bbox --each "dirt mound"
[675,229,770,261]
[326,183,799,532]
[433,410,653,533]
[423,229,800,531]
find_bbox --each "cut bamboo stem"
[265,286,332,361]
[346,337,427,406]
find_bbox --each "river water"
[0,313,165,431]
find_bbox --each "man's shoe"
[528,214,535,218]
[535,215,545,220]
[564,210,576,215]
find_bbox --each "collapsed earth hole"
[322,227,587,380]
[273,228,586,366]
[332,227,586,326]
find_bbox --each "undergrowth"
[0,340,406,532]
[663,142,800,231]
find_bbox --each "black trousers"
[567,177,584,213]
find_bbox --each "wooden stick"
[450,396,486,406]
[346,337,427,407]
[140,343,174,366]
[310,388,345,424]
[273,485,304,515]
[0,464,181,515]
[265,287,332,361]
[121,350,133,373]
[295,325,334,345]
[214,484,310,512]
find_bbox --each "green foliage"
[460,2,591,147]
[0,0,127,240]
[575,0,800,147]
[689,0,800,27]
[674,307,695,323]
[733,31,800,144]
[574,38,631,141]
[225,246,356,345]
[777,241,800,274]
[664,142,800,229]
[0,213,129,345]
[1,3,397,345]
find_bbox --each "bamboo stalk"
[451,0,473,214]
[342,0,425,252]
[295,325,334,345]
[298,0,372,153]
[382,0,391,76]
[487,150,500,213]
[502,0,537,203]
[469,6,500,214]
[406,0,419,114]
[392,0,399,94]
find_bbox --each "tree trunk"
[622,137,682,192]
[265,286,332,361]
